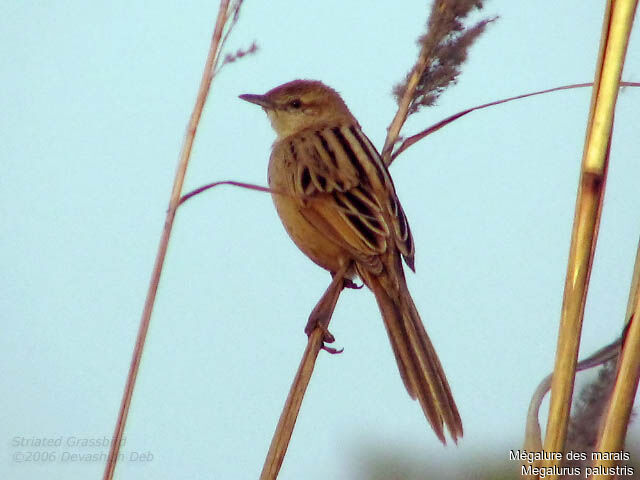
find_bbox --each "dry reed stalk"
[258,3,490,478]
[259,329,325,479]
[102,2,233,478]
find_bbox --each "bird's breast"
[267,143,349,273]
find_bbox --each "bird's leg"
[305,263,351,354]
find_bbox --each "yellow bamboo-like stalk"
[522,337,621,478]
[540,0,636,477]
[624,238,640,323]
[588,240,640,479]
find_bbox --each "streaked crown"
[239,80,357,139]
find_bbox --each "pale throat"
[266,108,353,140]
[265,110,316,139]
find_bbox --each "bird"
[239,79,462,443]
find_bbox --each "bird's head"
[239,80,355,139]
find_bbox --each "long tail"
[360,267,463,444]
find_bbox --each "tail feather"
[361,268,463,443]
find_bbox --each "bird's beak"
[239,93,274,109]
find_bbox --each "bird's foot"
[305,316,343,355]
[342,278,363,290]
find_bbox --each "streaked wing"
[287,124,415,271]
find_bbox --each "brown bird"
[240,80,462,443]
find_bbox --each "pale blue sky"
[2,1,639,479]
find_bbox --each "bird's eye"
[289,99,302,109]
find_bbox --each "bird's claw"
[342,278,363,290]
[305,319,343,355]
[321,344,344,354]
[316,328,343,354]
